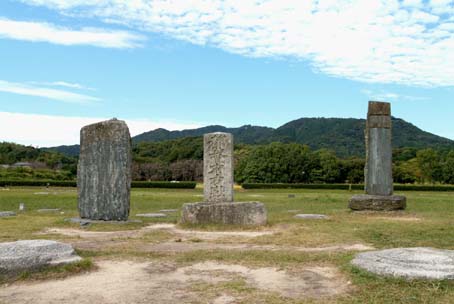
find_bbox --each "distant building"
[12,162,33,168]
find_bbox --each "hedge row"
[242,183,362,190]
[131,181,196,189]
[241,183,454,192]
[0,180,196,189]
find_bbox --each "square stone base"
[349,194,406,211]
[180,202,267,226]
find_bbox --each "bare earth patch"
[42,223,275,241]
[141,242,374,253]
[0,260,350,303]
[41,225,373,253]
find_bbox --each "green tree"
[417,148,442,183]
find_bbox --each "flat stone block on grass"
[159,209,178,213]
[0,211,16,218]
[136,213,167,218]
[37,208,60,213]
[349,194,406,211]
[181,202,267,226]
[294,214,329,219]
[351,247,454,280]
[0,240,81,275]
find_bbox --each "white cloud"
[30,81,95,91]
[19,0,454,87]
[0,80,100,103]
[0,18,145,48]
[361,89,428,101]
[0,112,203,147]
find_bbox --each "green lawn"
[0,186,453,303]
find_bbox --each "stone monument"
[78,118,132,221]
[181,132,267,226]
[349,101,406,211]
[203,132,234,203]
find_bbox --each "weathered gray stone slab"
[203,132,234,203]
[37,208,60,213]
[351,247,454,280]
[181,202,267,226]
[349,194,406,211]
[136,213,167,218]
[19,203,25,211]
[294,214,329,219]
[350,101,406,211]
[77,118,132,221]
[0,211,16,218]
[0,240,81,275]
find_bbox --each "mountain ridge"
[44,116,454,158]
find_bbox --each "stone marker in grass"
[136,213,167,218]
[349,101,406,211]
[0,211,16,218]
[37,209,60,213]
[294,214,329,219]
[0,240,81,275]
[181,132,267,226]
[78,118,132,221]
[352,247,454,280]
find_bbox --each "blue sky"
[1,0,454,146]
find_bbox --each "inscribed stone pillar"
[181,132,267,225]
[77,118,131,221]
[365,101,393,196]
[203,132,234,203]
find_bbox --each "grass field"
[0,186,453,303]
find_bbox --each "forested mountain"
[42,144,80,157]
[133,125,274,145]
[131,117,454,157]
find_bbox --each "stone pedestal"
[350,101,406,211]
[181,132,267,226]
[77,118,132,221]
[181,202,267,226]
[349,194,406,211]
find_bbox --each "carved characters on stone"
[203,132,234,203]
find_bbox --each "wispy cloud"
[0,112,203,147]
[29,81,95,91]
[0,80,100,103]
[20,0,454,87]
[0,18,145,48]
[361,89,428,101]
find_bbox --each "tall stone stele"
[349,102,406,211]
[181,132,267,226]
[203,132,234,203]
[78,118,132,221]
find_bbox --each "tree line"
[1,139,454,184]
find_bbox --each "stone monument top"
[368,101,390,116]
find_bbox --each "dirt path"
[0,259,350,304]
[41,224,374,253]
[139,242,374,253]
[42,223,275,241]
